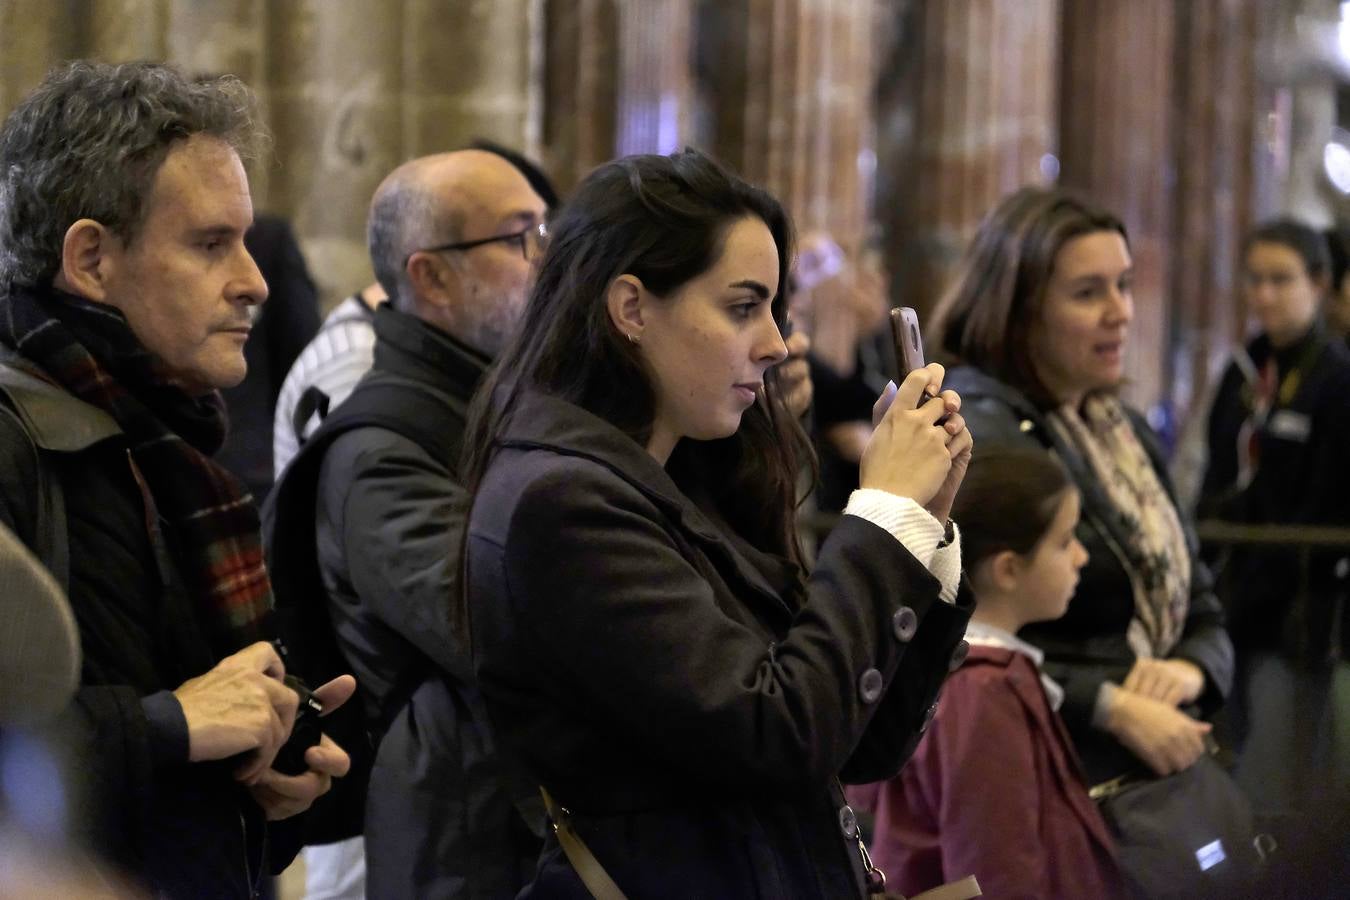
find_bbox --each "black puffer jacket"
[309,307,542,899]
[0,351,286,898]
[946,364,1234,782]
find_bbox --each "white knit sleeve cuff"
[843,490,958,603]
[929,520,962,604]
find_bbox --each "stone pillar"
[691,0,882,374]
[402,0,536,157]
[0,1,85,112]
[541,0,619,194]
[85,0,169,60]
[259,1,402,305]
[877,0,1059,321]
[1059,0,1174,410]
[1263,0,1339,227]
[615,0,693,156]
[1170,0,1269,424]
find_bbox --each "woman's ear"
[56,219,114,302]
[606,273,646,343]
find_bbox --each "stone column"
[1059,0,1174,410]
[541,0,619,194]
[877,0,1059,320]
[1170,0,1269,423]
[0,0,86,112]
[615,0,693,156]
[692,0,882,374]
[402,0,536,157]
[259,0,403,304]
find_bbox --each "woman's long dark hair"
[461,149,814,563]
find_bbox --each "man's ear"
[406,252,455,310]
[56,219,116,302]
[606,274,646,342]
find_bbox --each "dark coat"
[866,646,1125,900]
[465,391,973,899]
[217,214,320,501]
[311,307,541,898]
[945,365,1234,782]
[1200,324,1350,657]
[0,353,282,898]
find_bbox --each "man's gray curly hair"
[0,60,264,290]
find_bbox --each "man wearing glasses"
[264,149,549,899]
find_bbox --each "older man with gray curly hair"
[0,60,354,897]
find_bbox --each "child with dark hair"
[864,447,1126,899]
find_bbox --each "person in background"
[272,281,385,476]
[931,187,1233,788]
[215,213,321,500]
[862,447,1124,899]
[460,149,973,897]
[273,142,560,477]
[268,149,550,899]
[791,234,892,512]
[1200,218,1350,817]
[1320,226,1350,341]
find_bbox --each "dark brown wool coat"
[466,391,972,898]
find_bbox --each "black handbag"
[1091,750,1266,899]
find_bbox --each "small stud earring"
[627,332,640,346]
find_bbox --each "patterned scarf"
[0,285,272,658]
[1047,395,1189,658]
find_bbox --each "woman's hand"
[860,364,968,510]
[1106,690,1211,776]
[1122,658,1205,707]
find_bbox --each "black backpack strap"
[260,375,468,845]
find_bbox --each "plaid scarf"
[0,284,272,658]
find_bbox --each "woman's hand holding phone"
[860,364,971,521]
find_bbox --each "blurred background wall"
[2,0,1348,425]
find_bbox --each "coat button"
[892,606,918,643]
[858,668,884,704]
[920,700,939,733]
[948,640,970,672]
[839,804,859,839]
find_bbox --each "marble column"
[877,0,1059,321]
[1170,0,1269,423]
[1059,0,1174,409]
[615,0,693,156]
[541,0,619,194]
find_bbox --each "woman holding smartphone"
[458,150,973,897]
[930,187,1234,787]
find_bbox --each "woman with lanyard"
[1200,218,1350,817]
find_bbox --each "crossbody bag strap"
[539,786,628,900]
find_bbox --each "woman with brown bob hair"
[457,149,975,897]
[932,186,1234,787]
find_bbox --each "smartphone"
[890,306,937,402]
[272,674,325,775]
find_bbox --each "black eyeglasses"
[407,221,548,266]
